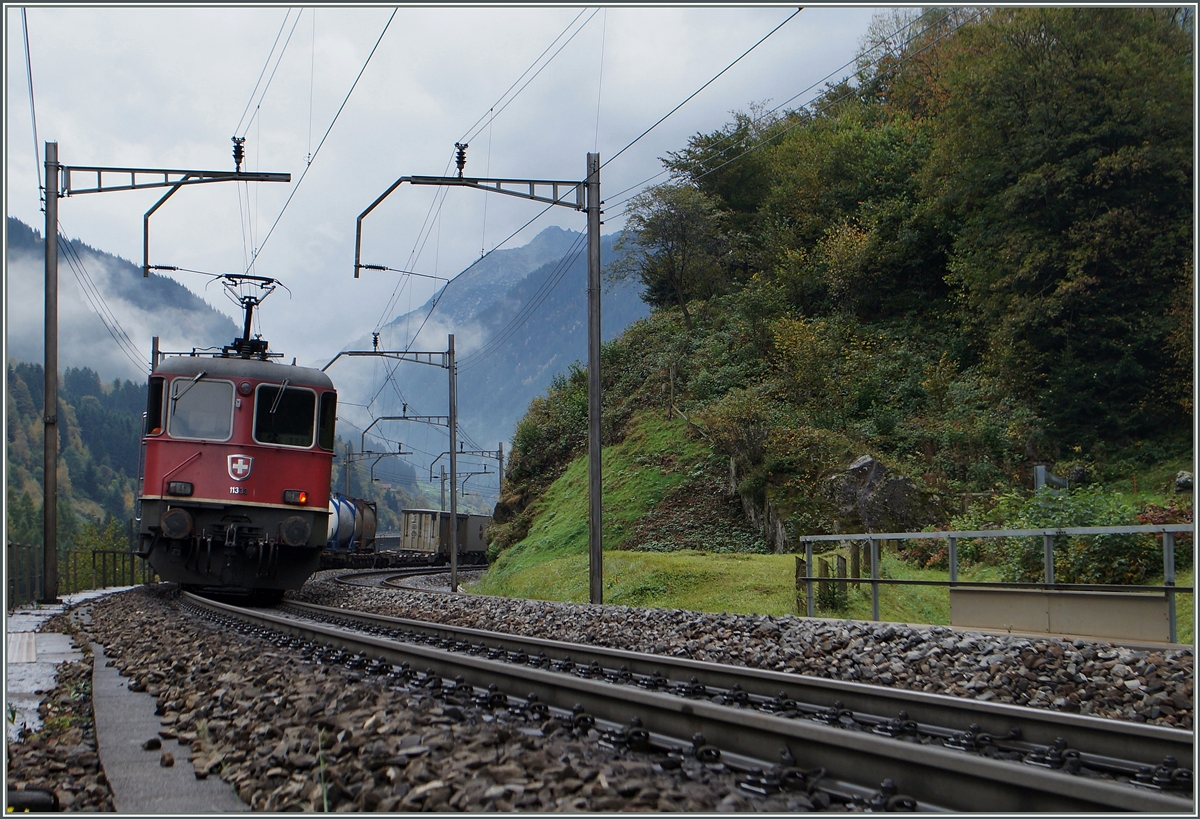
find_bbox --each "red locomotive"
[136,275,335,600]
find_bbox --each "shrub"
[1137,500,1194,572]
[897,538,949,570]
[952,487,1163,585]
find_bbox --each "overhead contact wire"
[57,223,141,361]
[459,233,587,370]
[234,9,292,136]
[604,9,968,220]
[239,8,306,139]
[460,8,598,145]
[679,10,981,192]
[22,9,41,194]
[400,201,557,351]
[373,11,597,338]
[56,224,146,372]
[601,7,802,170]
[246,7,398,273]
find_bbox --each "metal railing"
[92,549,156,590]
[7,543,44,611]
[795,524,1194,641]
[7,544,157,610]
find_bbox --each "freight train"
[319,507,491,569]
[396,508,490,566]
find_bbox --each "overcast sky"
[6,4,884,372]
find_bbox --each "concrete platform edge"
[88,637,249,812]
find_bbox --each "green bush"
[952,487,1164,585]
[1137,500,1194,572]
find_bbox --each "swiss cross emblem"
[227,455,253,481]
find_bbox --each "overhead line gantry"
[353,152,603,602]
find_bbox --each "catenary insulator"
[232,137,246,172]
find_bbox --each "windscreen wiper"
[171,371,207,407]
[269,379,290,415]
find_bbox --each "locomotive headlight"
[166,481,193,496]
[280,515,312,547]
[159,508,194,540]
[283,489,308,505]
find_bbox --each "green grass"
[1172,567,1194,645]
[1104,456,1194,507]
[476,413,709,592]
[475,412,1195,644]
[476,545,1195,645]
[473,549,803,615]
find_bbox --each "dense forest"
[492,8,1193,551]
[7,363,145,550]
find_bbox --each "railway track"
[334,567,455,587]
[180,587,1193,812]
[334,568,485,592]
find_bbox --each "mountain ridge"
[332,226,648,455]
[6,216,240,381]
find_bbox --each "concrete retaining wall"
[950,587,1170,642]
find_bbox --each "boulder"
[823,455,936,532]
[1175,472,1193,494]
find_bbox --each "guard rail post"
[948,536,958,583]
[870,537,880,621]
[804,540,814,618]
[794,556,805,615]
[1164,531,1176,643]
[1044,534,1055,585]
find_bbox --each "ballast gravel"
[5,615,115,812]
[29,575,1193,813]
[71,586,848,812]
[294,571,1193,730]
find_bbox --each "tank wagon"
[319,496,379,569]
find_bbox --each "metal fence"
[7,544,44,611]
[7,544,157,611]
[795,524,1195,641]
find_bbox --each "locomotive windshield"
[167,378,234,440]
[254,385,316,447]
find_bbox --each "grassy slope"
[475,412,1194,644]
[477,410,797,613]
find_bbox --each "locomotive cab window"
[167,377,234,441]
[254,384,316,448]
[145,376,165,435]
[318,392,337,451]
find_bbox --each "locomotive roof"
[153,355,335,390]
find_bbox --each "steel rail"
[282,596,1193,770]
[181,592,1192,812]
[336,567,448,582]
